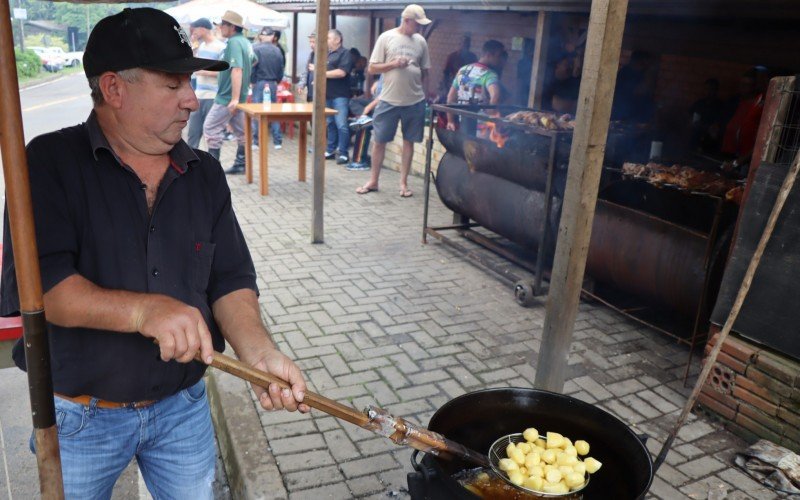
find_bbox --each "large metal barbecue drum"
[407,388,654,499]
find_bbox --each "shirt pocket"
[191,242,216,294]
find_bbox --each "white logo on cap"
[174,25,191,46]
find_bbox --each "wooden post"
[0,0,64,497]
[291,12,299,85]
[311,0,330,243]
[365,11,376,99]
[534,0,629,392]
[528,12,550,109]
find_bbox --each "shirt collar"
[85,110,199,174]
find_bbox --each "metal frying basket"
[487,433,590,499]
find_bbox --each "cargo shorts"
[372,99,426,144]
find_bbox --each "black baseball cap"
[83,8,229,77]
[190,18,213,30]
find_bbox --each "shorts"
[372,100,426,144]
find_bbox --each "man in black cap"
[251,27,285,149]
[1,8,308,498]
[187,17,226,149]
[202,10,256,174]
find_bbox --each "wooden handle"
[208,351,370,427]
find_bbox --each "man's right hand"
[134,294,214,365]
[394,57,410,69]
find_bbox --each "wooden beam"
[534,0,629,392]
[365,11,376,99]
[0,0,64,497]
[528,12,550,109]
[291,12,299,85]
[311,0,330,243]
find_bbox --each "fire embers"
[483,121,508,148]
[622,162,742,201]
[478,111,574,149]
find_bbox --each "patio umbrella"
[165,0,289,30]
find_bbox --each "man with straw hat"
[203,10,256,174]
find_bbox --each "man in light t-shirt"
[356,4,432,198]
[187,18,226,149]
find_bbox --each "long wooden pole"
[311,0,330,243]
[528,12,550,109]
[208,351,489,467]
[534,0,629,392]
[291,12,299,87]
[0,1,64,497]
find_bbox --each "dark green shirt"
[216,33,254,105]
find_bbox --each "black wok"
[410,388,653,500]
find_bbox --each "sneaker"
[274,143,283,150]
[224,165,245,175]
[324,151,336,160]
[224,132,235,141]
[346,162,371,171]
[336,155,349,165]
[252,143,259,149]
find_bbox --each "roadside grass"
[19,65,83,86]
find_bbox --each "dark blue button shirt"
[1,112,258,402]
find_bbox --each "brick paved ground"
[217,137,781,500]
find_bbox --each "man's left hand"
[227,101,238,115]
[246,349,310,413]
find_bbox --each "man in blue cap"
[1,8,308,498]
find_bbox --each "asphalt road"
[0,73,93,199]
[19,72,93,141]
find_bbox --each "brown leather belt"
[55,393,157,409]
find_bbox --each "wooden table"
[237,102,336,195]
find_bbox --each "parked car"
[47,47,82,67]
[29,46,64,72]
[63,49,83,67]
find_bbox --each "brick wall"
[700,333,800,453]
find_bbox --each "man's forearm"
[326,69,347,79]
[368,61,396,75]
[230,67,243,102]
[44,273,145,332]
[212,289,277,362]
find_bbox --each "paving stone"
[323,429,361,462]
[573,375,614,400]
[340,454,400,479]
[288,482,352,500]
[269,433,326,455]
[346,475,385,497]
[283,465,344,490]
[677,455,727,478]
[277,450,336,472]
[606,378,648,397]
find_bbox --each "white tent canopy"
[165,0,289,31]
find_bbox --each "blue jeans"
[32,379,216,499]
[326,96,350,156]
[252,80,282,145]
